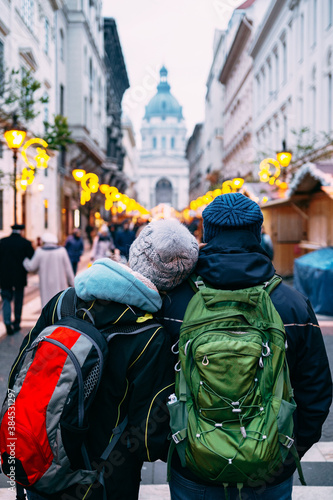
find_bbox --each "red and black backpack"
[0,288,154,496]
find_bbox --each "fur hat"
[129,218,199,291]
[202,193,264,243]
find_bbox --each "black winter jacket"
[0,233,34,288]
[158,229,333,488]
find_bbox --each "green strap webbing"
[289,444,307,486]
[264,274,282,295]
[279,434,306,486]
[187,273,200,293]
[179,368,189,402]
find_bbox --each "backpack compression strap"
[56,287,77,320]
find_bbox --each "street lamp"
[4,116,27,225]
[276,141,292,168]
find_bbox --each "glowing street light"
[276,141,292,168]
[4,115,27,225]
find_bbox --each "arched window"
[153,137,157,149]
[156,178,172,205]
[161,136,166,149]
[171,137,175,149]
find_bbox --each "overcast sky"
[102,0,244,145]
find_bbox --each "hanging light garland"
[72,171,149,216]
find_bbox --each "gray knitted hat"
[129,218,199,291]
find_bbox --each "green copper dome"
[144,67,183,121]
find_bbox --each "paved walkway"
[0,248,332,498]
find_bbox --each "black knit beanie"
[202,193,264,243]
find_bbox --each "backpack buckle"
[283,435,294,449]
[195,280,205,289]
[172,429,187,444]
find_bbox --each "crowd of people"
[0,194,331,500]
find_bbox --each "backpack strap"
[187,273,207,293]
[98,416,129,498]
[57,287,77,321]
[263,274,282,295]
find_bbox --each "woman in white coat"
[23,233,75,307]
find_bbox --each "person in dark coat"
[8,219,199,500]
[158,193,333,500]
[0,224,34,335]
[65,228,84,275]
[114,220,136,262]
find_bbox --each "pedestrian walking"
[4,219,199,500]
[85,224,94,248]
[90,224,115,262]
[114,220,136,262]
[0,224,34,335]
[23,232,75,308]
[65,228,84,274]
[159,193,332,500]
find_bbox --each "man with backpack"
[159,193,332,500]
[0,219,199,500]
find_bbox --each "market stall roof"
[288,162,333,196]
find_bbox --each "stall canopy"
[294,247,333,315]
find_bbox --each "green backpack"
[167,275,305,491]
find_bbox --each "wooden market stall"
[260,163,333,277]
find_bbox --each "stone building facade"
[138,67,189,211]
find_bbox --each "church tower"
[138,67,189,211]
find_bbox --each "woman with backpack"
[2,219,199,500]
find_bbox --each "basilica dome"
[144,66,183,121]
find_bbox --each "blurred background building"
[138,66,189,211]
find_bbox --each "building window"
[60,29,64,61]
[89,58,93,101]
[283,114,288,147]
[171,137,175,149]
[261,67,266,106]
[281,36,287,84]
[267,58,272,96]
[84,46,88,74]
[161,136,166,149]
[329,0,333,27]
[60,84,64,115]
[43,92,49,128]
[0,190,3,230]
[98,77,102,116]
[255,74,261,111]
[44,17,49,55]
[298,79,304,129]
[300,13,304,62]
[311,66,317,133]
[274,48,279,92]
[312,0,317,46]
[153,137,157,149]
[84,96,88,126]
[21,0,34,31]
